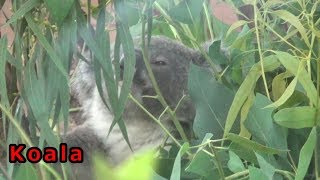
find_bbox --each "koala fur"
[64,36,210,178]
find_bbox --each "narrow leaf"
[25,14,68,80]
[227,133,287,154]
[170,143,189,180]
[274,106,317,129]
[295,128,316,180]
[272,10,310,47]
[2,0,39,27]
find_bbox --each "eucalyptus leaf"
[208,40,228,65]
[223,56,281,138]
[0,37,10,107]
[43,0,74,24]
[255,153,276,179]
[272,10,310,47]
[13,163,38,180]
[170,143,189,180]
[168,0,204,24]
[244,94,288,152]
[295,128,316,180]
[227,151,245,173]
[188,64,234,139]
[249,166,269,180]
[274,51,317,106]
[2,0,39,27]
[274,106,318,129]
[227,133,287,155]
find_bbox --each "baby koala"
[64,36,206,178]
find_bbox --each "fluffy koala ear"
[192,52,207,67]
[192,41,230,72]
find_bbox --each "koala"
[63,36,209,179]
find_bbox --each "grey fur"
[65,36,213,178]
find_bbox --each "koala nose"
[134,69,152,89]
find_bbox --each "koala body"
[65,36,208,178]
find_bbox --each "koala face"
[120,36,196,123]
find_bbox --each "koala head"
[120,36,199,124]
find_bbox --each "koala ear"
[191,41,211,67]
[192,52,207,66]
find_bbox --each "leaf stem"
[140,2,188,142]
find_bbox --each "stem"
[253,1,270,100]
[140,2,188,142]
[203,1,214,40]
[274,169,295,179]
[210,144,225,179]
[129,94,181,147]
[225,170,249,180]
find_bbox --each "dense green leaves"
[223,56,281,138]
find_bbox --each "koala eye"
[153,60,167,66]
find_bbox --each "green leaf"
[188,64,235,139]
[244,94,288,151]
[274,106,317,129]
[2,0,39,27]
[14,163,38,180]
[185,134,217,178]
[271,71,292,101]
[0,37,10,107]
[295,128,316,180]
[226,20,247,38]
[168,0,205,24]
[112,1,137,147]
[186,151,217,178]
[54,10,77,127]
[266,76,298,108]
[272,10,310,47]
[227,133,287,155]
[255,153,275,179]
[249,166,268,180]
[274,51,317,106]
[170,143,189,180]
[115,2,140,26]
[24,14,68,80]
[43,0,74,24]
[227,151,245,173]
[208,40,228,65]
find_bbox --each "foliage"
[0,0,319,179]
